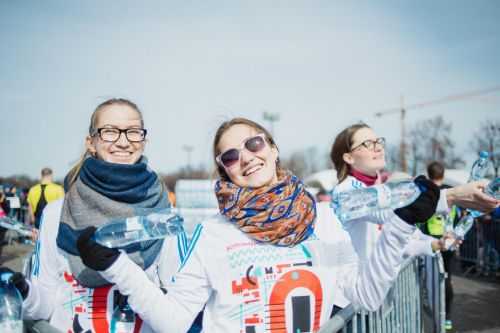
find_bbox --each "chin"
[108,156,140,165]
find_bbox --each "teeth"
[244,165,262,176]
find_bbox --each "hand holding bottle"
[0,268,26,333]
[446,180,499,212]
[77,227,120,272]
[0,267,29,299]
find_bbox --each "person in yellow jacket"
[425,161,459,331]
[27,168,64,229]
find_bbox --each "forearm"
[102,253,199,333]
[343,211,415,311]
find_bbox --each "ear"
[85,135,96,156]
[343,152,354,166]
[270,145,279,163]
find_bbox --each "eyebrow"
[99,124,143,129]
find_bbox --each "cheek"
[133,143,145,153]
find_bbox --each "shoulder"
[196,214,240,238]
[27,184,41,196]
[333,176,363,193]
[47,182,64,193]
[188,214,252,251]
[314,201,345,238]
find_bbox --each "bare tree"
[384,143,400,172]
[407,116,464,175]
[282,151,308,178]
[469,119,500,177]
[281,147,329,178]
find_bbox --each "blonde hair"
[212,117,285,181]
[66,98,144,187]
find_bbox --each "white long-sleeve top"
[22,198,188,333]
[102,203,416,333]
[332,176,448,263]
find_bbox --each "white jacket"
[102,202,416,333]
[332,176,449,263]
[22,198,187,333]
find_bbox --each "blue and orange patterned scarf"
[215,172,316,246]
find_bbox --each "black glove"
[76,226,120,271]
[394,175,440,225]
[0,267,30,299]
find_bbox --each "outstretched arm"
[445,180,499,212]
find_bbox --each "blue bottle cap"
[0,271,13,284]
[479,151,489,158]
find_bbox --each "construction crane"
[375,86,500,172]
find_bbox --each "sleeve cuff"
[101,251,137,285]
[436,189,449,213]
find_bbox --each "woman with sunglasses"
[0,98,188,333]
[76,117,441,333]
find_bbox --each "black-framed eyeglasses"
[351,137,385,151]
[94,127,147,143]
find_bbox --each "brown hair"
[66,98,144,187]
[41,167,53,177]
[330,122,370,183]
[427,161,445,181]
[212,117,285,181]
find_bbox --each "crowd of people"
[0,97,498,333]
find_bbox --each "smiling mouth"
[111,151,133,157]
[243,164,263,176]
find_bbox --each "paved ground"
[1,241,500,332]
[450,269,500,333]
[0,240,33,272]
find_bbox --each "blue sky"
[1,1,499,179]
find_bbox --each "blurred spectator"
[168,190,176,207]
[424,161,457,331]
[27,167,64,229]
[5,186,21,220]
[0,189,7,262]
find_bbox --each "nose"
[114,132,131,147]
[239,148,255,166]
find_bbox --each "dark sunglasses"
[216,133,268,168]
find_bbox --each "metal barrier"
[319,254,446,333]
[421,254,446,333]
[457,217,500,275]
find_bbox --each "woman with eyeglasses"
[330,122,498,262]
[75,117,441,333]
[330,123,449,266]
[0,98,188,333]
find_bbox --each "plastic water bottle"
[468,151,492,218]
[469,151,491,182]
[444,215,475,251]
[0,272,23,333]
[110,295,135,333]
[485,177,500,200]
[94,211,184,248]
[331,180,421,223]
